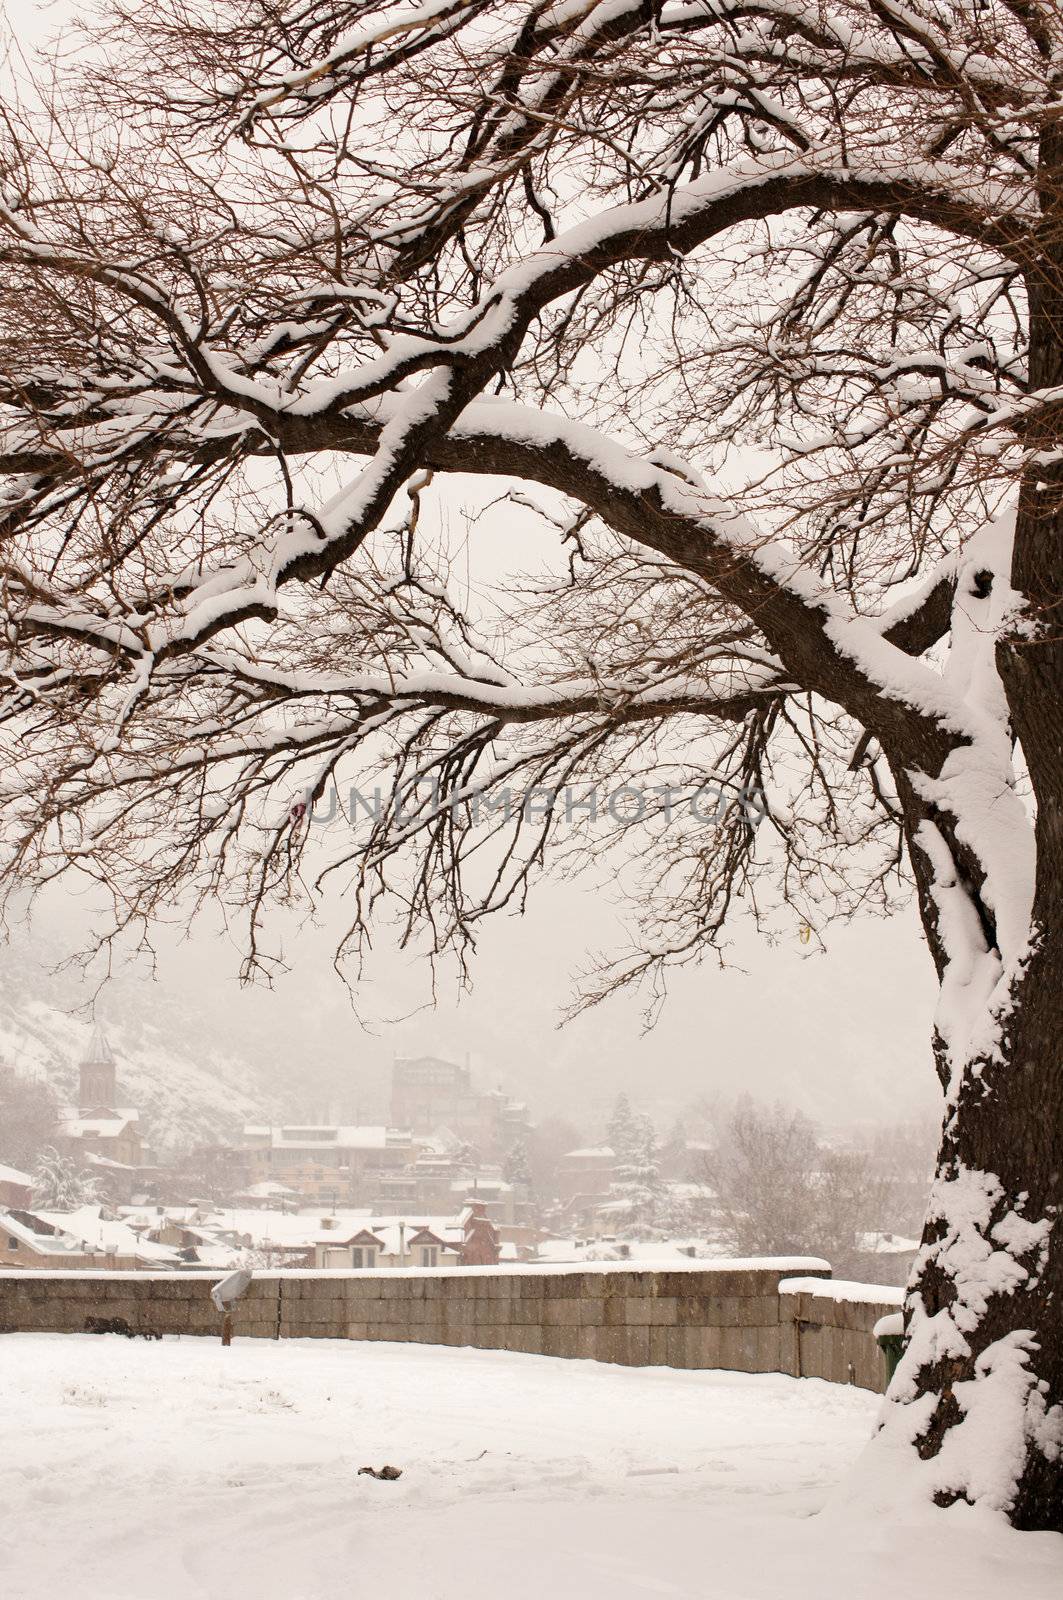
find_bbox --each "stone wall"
[0,1261,902,1392]
[779,1276,905,1391]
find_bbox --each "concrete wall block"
[470,1327,508,1351]
[594,1326,629,1365]
[797,1323,829,1382]
[536,1273,578,1300]
[648,1326,669,1365]
[542,1298,582,1328]
[503,1325,543,1355]
[403,1298,435,1325]
[442,1292,477,1324]
[371,1324,411,1342]
[481,1273,511,1298]
[302,1299,345,1326]
[361,1298,402,1324]
[240,1278,276,1299]
[776,1318,801,1379]
[342,1277,386,1301]
[507,1298,547,1326]
[606,1271,658,1300]
[676,1326,723,1368]
[654,1270,750,1299]
[841,1297,895,1334]
[540,1326,582,1360]
[379,1279,414,1301]
[741,1295,781,1327]
[677,1294,743,1329]
[839,1327,885,1392]
[465,1298,497,1327]
[755,1325,783,1371]
[718,1326,760,1373]
[601,1296,627,1328]
[577,1298,606,1328]
[620,1326,650,1366]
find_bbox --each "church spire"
[83,1025,115,1068]
[79,1025,117,1112]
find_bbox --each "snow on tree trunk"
[866,513,1063,1528]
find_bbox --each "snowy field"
[1,1335,1059,1600]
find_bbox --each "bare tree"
[812,1146,899,1280]
[699,1097,822,1258]
[0,0,1060,1526]
[703,1101,909,1275]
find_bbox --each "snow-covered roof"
[60,1110,139,1137]
[0,1210,85,1257]
[0,1161,32,1187]
[196,1206,470,1257]
[314,1226,385,1247]
[448,1178,511,1194]
[855,1232,920,1255]
[32,1207,180,1265]
[561,1146,615,1160]
[244,1125,393,1151]
[118,1206,202,1228]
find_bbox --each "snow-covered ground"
[1,1335,1058,1600]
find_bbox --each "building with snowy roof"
[240,1123,416,1204]
[0,1161,33,1209]
[57,1027,145,1180]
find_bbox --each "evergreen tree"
[32,1146,99,1210]
[503,1138,532,1190]
[606,1102,662,1238]
[606,1094,638,1162]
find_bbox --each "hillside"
[0,944,280,1153]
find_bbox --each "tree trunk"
[886,205,1063,1527]
[896,939,1063,1530]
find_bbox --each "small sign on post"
[210,1268,254,1347]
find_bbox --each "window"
[420,1246,438,1267]
[6,1236,19,1251]
[351,1247,376,1269]
[351,1247,364,1268]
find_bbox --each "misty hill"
[0,942,280,1152]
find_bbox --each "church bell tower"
[79,1025,117,1113]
